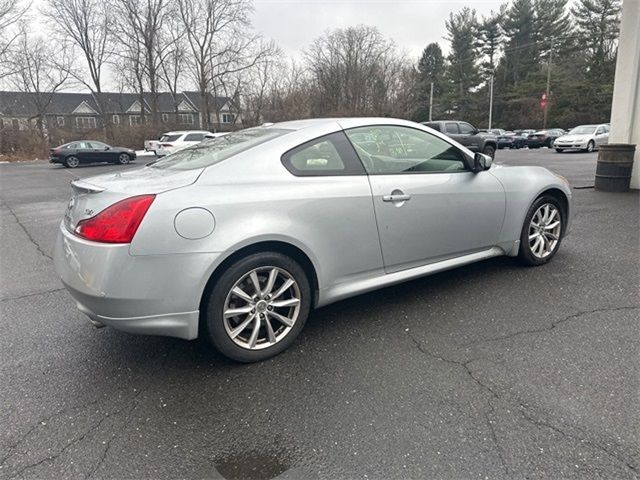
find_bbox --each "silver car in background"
[554,124,610,152]
[54,118,572,362]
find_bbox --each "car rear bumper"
[54,222,221,340]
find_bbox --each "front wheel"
[64,156,79,168]
[555,148,564,153]
[205,252,311,362]
[518,196,564,266]
[482,145,496,159]
[585,141,595,153]
[117,153,131,165]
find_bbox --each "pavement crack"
[85,341,178,479]
[461,305,640,347]
[2,201,53,260]
[410,334,638,475]
[409,336,510,476]
[0,288,65,303]
[518,406,638,473]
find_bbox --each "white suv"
[148,131,225,157]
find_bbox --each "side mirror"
[473,152,492,172]
[104,146,110,150]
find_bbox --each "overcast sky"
[252,0,505,60]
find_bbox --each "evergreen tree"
[534,0,574,61]
[445,7,480,115]
[477,8,504,77]
[413,42,445,120]
[571,0,621,76]
[501,0,538,85]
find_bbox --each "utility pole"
[488,72,494,130]
[543,37,554,129]
[428,82,434,121]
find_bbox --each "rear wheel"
[205,252,311,362]
[117,153,130,165]
[518,196,564,266]
[64,156,79,168]
[482,144,496,159]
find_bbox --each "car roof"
[162,130,212,135]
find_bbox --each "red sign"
[540,93,548,109]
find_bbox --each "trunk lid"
[64,166,202,232]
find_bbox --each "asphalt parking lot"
[0,148,638,479]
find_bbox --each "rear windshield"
[150,127,292,170]
[160,134,182,142]
[569,126,596,134]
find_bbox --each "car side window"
[445,122,459,134]
[459,123,475,135]
[596,127,605,135]
[76,142,88,149]
[345,125,468,175]
[281,131,365,176]
[184,133,205,142]
[89,141,107,149]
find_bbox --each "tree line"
[0,0,621,145]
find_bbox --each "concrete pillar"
[609,0,640,188]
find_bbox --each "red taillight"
[75,195,155,243]
[51,149,60,155]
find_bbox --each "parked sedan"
[54,118,572,362]
[553,124,610,152]
[49,141,136,168]
[497,132,526,149]
[527,129,566,148]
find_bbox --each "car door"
[452,122,481,151]
[73,142,93,163]
[87,141,112,162]
[594,126,608,147]
[345,125,506,273]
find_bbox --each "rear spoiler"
[71,179,106,194]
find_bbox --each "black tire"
[482,144,496,159]
[555,148,564,153]
[64,156,79,168]
[517,195,564,266]
[585,140,594,153]
[117,153,131,165]
[205,252,311,362]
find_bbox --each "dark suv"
[422,121,497,158]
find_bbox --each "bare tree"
[43,0,112,137]
[8,26,72,134]
[0,0,29,80]
[112,0,176,128]
[158,13,188,116]
[304,25,404,116]
[176,0,271,130]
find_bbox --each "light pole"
[488,71,494,130]
[543,37,554,129]
[428,82,434,122]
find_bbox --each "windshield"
[569,126,596,135]
[150,127,292,170]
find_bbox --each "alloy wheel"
[66,156,79,168]
[528,203,561,259]
[223,266,301,350]
[118,154,130,164]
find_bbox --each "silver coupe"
[54,118,572,362]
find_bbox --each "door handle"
[382,193,411,202]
